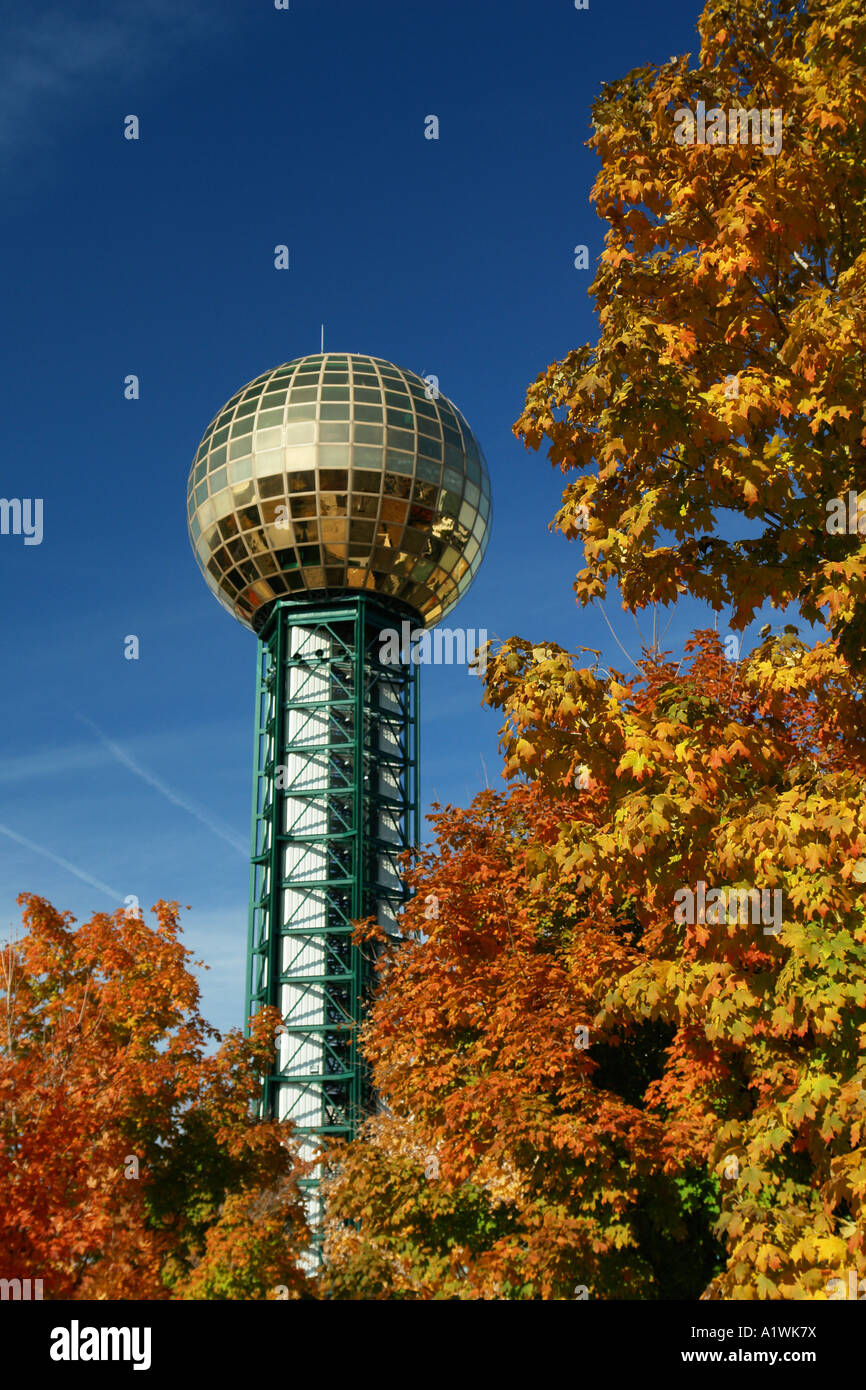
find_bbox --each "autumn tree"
[486,630,866,1299]
[323,632,866,1299]
[515,0,866,668]
[323,779,722,1301]
[0,894,310,1300]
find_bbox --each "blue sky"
[0,0,777,1035]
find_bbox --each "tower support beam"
[246,595,419,1225]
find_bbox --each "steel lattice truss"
[246,595,419,1223]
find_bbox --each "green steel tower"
[186,352,491,1223]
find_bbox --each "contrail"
[76,715,247,858]
[0,822,124,901]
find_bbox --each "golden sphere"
[187,353,491,632]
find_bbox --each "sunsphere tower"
[187,352,491,1220]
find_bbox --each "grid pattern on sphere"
[186,353,492,631]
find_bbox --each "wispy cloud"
[0,720,242,788]
[0,742,118,786]
[76,715,247,857]
[0,821,124,901]
[0,1,221,162]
